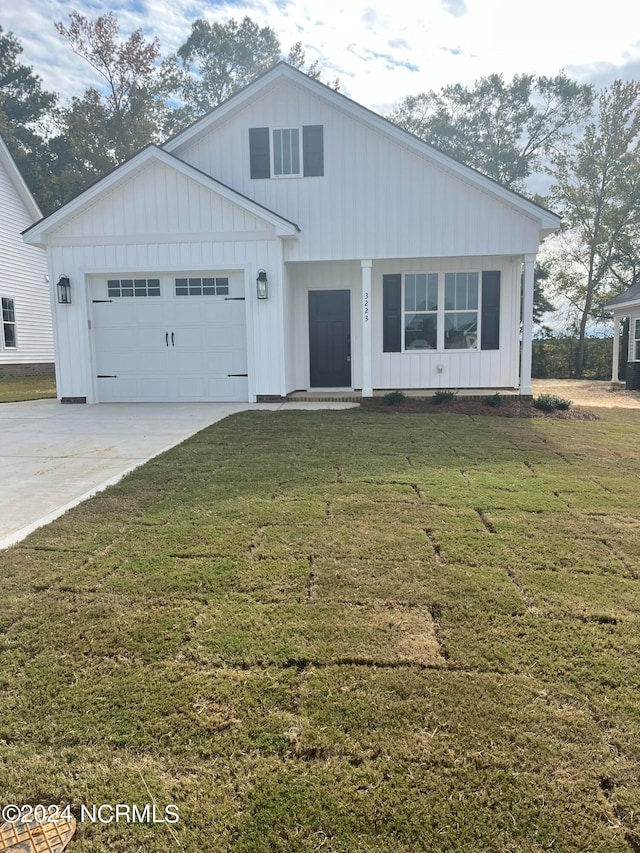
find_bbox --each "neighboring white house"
[604,280,640,388]
[0,134,53,377]
[23,63,560,404]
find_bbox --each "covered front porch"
[282,255,537,398]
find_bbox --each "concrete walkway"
[0,399,356,550]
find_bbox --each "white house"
[605,281,640,388]
[0,135,53,377]
[23,63,560,404]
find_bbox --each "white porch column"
[520,254,535,395]
[361,260,373,397]
[611,314,621,382]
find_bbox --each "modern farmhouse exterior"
[24,63,560,403]
[0,135,53,377]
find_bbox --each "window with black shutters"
[250,125,324,179]
[382,271,501,353]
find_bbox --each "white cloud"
[441,0,467,18]
[2,0,639,115]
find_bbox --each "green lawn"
[1,408,639,851]
[0,374,56,402]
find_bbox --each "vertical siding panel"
[171,78,543,262]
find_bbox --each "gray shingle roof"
[604,281,640,310]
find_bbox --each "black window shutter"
[383,274,402,352]
[249,127,270,179]
[303,125,324,177]
[481,271,501,350]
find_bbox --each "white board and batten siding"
[172,76,545,264]
[373,257,521,391]
[286,257,521,393]
[286,261,362,392]
[0,139,52,366]
[43,157,288,402]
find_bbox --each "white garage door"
[91,273,248,402]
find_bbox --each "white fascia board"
[0,134,41,221]
[164,62,561,234]
[23,145,298,246]
[606,300,640,315]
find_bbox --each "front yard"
[1,407,639,851]
[0,375,56,402]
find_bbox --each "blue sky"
[3,0,639,115]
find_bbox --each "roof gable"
[24,145,298,247]
[165,62,561,233]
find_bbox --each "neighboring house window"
[175,277,229,296]
[108,279,160,297]
[383,271,500,354]
[250,125,324,178]
[404,274,438,350]
[444,272,478,350]
[634,318,640,361]
[1,298,16,348]
[273,128,301,176]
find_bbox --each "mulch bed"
[359,397,599,420]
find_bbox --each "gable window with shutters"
[272,128,301,176]
[250,125,324,179]
[384,271,501,354]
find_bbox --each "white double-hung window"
[444,272,478,350]
[633,318,640,361]
[1,297,16,348]
[404,274,438,350]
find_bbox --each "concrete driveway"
[0,398,356,550]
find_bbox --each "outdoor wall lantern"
[256,269,269,300]
[57,275,71,304]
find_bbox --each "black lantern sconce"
[256,269,268,300]
[57,275,71,304]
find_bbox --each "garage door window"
[108,279,160,297]
[175,277,229,296]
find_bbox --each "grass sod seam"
[0,407,639,851]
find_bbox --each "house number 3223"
[363,292,369,322]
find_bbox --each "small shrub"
[484,393,503,408]
[533,394,556,412]
[432,390,457,405]
[383,390,406,406]
[533,394,572,412]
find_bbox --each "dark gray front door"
[308,290,351,387]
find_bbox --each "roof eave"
[606,300,640,313]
